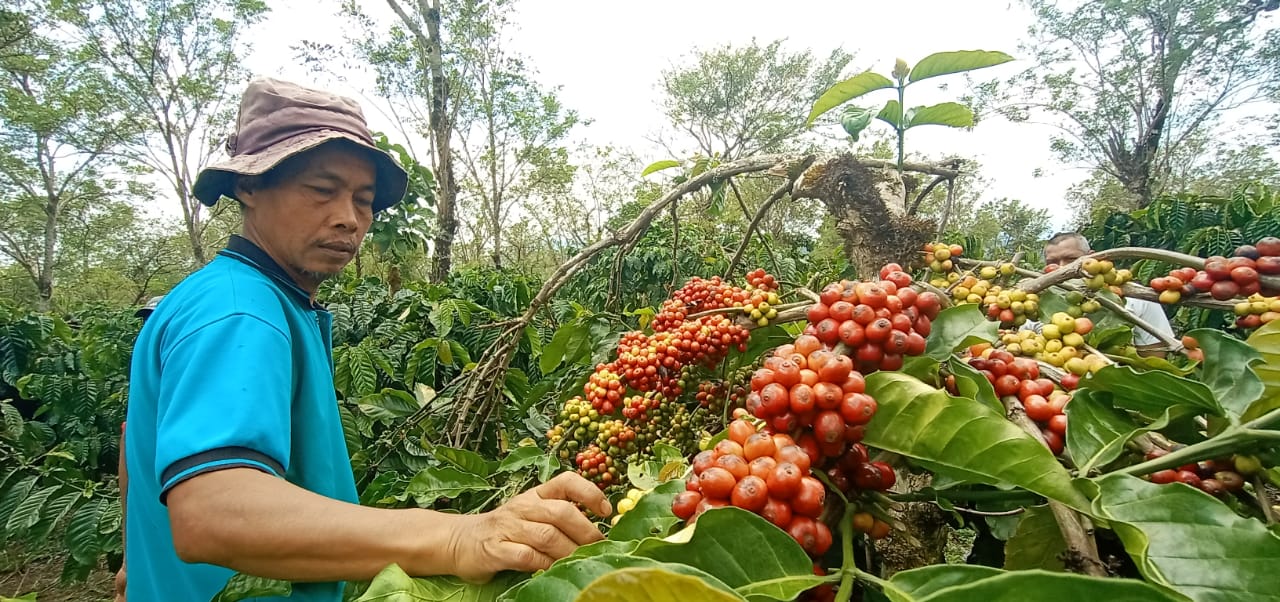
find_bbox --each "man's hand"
[449,472,612,583]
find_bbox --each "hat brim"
[192,130,409,213]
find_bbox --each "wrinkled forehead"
[1045,239,1088,261]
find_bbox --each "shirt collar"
[219,235,327,311]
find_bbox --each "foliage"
[60,0,270,266]
[0,304,138,581]
[0,0,138,310]
[1084,183,1280,329]
[989,0,1280,208]
[658,38,855,159]
[807,50,1014,170]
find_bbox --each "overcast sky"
[231,0,1184,230]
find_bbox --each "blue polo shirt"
[124,235,356,602]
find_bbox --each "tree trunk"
[794,154,935,278]
[37,196,57,311]
[424,1,457,283]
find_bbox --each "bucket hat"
[192,78,408,212]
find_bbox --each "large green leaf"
[1247,321,1280,403]
[887,565,1003,600]
[210,574,292,602]
[1078,365,1223,420]
[1002,506,1065,571]
[905,102,974,129]
[358,564,524,601]
[908,50,1014,83]
[877,99,903,129]
[608,479,684,542]
[884,564,1179,601]
[1189,328,1263,421]
[1092,473,1280,601]
[507,555,736,602]
[632,507,822,600]
[575,567,743,602]
[641,160,682,177]
[404,467,493,506]
[1065,390,1189,475]
[806,71,895,125]
[947,356,1003,414]
[924,305,999,360]
[863,372,1090,510]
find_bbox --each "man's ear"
[232,176,261,209]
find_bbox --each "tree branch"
[723,155,814,278]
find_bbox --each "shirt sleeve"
[1126,298,1175,347]
[155,313,293,501]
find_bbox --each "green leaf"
[1087,325,1133,352]
[912,570,1181,601]
[575,567,744,602]
[1002,506,1065,571]
[887,565,1004,599]
[1065,390,1187,474]
[632,507,822,599]
[510,555,736,602]
[840,106,874,141]
[641,160,682,177]
[496,446,559,482]
[806,71,895,125]
[358,389,422,421]
[947,356,1003,414]
[4,485,57,536]
[608,479,684,542]
[863,372,1090,511]
[877,99,904,129]
[905,102,974,129]
[432,445,494,478]
[1247,321,1280,404]
[541,322,585,374]
[925,305,999,361]
[210,573,292,602]
[1078,365,1223,420]
[1189,328,1263,421]
[908,50,1014,83]
[0,593,37,601]
[358,564,523,601]
[404,467,493,506]
[1092,473,1280,602]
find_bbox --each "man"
[1042,232,1175,357]
[122,78,609,602]
[114,295,163,602]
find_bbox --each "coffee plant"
[316,229,1280,602]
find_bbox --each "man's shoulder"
[150,256,297,337]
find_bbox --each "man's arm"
[167,468,610,584]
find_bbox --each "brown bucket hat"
[192,78,408,213]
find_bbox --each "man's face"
[1044,238,1089,266]
[238,141,376,292]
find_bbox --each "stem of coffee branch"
[1001,395,1107,577]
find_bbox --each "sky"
[232,0,1143,230]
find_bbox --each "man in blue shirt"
[122,78,610,601]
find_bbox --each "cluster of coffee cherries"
[957,346,1072,455]
[921,241,965,278]
[997,312,1108,376]
[803,263,942,374]
[1151,239,1280,305]
[549,271,779,489]
[674,417,833,557]
[1233,294,1280,329]
[1145,451,1257,498]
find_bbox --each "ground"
[0,554,114,602]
